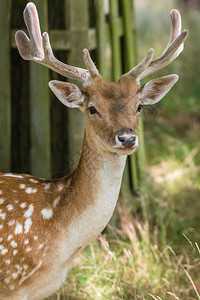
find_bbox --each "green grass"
[60,212,200,299]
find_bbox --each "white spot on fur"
[58,184,64,191]
[8,219,15,226]
[29,178,38,183]
[23,265,28,270]
[0,237,3,242]
[24,204,34,218]
[15,264,21,270]
[14,199,18,203]
[8,234,13,241]
[5,259,10,265]
[0,191,2,195]
[34,236,38,240]
[0,209,6,220]
[1,248,8,255]
[38,244,44,249]
[6,204,13,211]
[53,196,61,207]
[4,174,23,178]
[20,203,27,208]
[19,184,26,189]
[12,273,18,279]
[15,222,23,234]
[11,240,18,248]
[41,208,53,219]
[9,285,15,290]
[25,187,33,194]
[24,239,29,245]
[32,188,38,193]
[13,249,18,255]
[0,198,4,204]
[24,218,32,234]
[43,183,51,190]
[26,247,32,252]
[4,278,10,284]
[0,225,3,229]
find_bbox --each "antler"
[127,9,188,80]
[15,2,99,84]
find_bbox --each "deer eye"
[137,104,143,112]
[88,106,97,115]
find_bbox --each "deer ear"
[49,80,85,112]
[138,74,179,105]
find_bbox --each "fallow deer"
[0,3,187,299]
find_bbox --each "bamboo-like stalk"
[0,0,12,172]
[121,0,137,70]
[109,0,122,81]
[95,0,107,80]
[137,116,146,183]
[30,0,51,178]
[64,0,89,173]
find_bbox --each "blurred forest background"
[0,0,200,299]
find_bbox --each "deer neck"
[59,131,127,250]
[77,130,126,205]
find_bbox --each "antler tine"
[127,48,154,78]
[164,9,184,60]
[138,9,188,80]
[41,32,90,82]
[15,2,90,84]
[169,9,182,44]
[127,9,188,81]
[83,49,99,79]
[23,1,44,60]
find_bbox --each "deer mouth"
[114,145,138,156]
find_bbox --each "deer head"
[15,3,188,156]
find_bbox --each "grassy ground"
[48,5,200,300]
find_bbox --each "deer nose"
[118,135,137,148]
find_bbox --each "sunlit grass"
[56,158,200,299]
[59,206,200,299]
